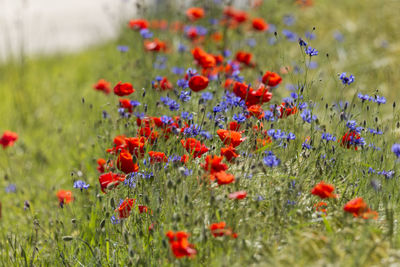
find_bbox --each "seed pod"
[62,236,74,241]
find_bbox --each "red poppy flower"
[275,102,298,118]
[99,172,125,193]
[113,82,134,96]
[0,131,18,149]
[340,131,362,150]
[159,77,173,90]
[117,150,139,174]
[256,137,272,150]
[181,138,209,158]
[148,151,168,164]
[262,71,282,87]
[119,98,133,113]
[57,190,73,204]
[343,197,378,219]
[220,146,239,162]
[225,7,248,23]
[181,155,189,164]
[201,155,228,174]
[97,158,107,173]
[252,18,269,31]
[314,202,328,214]
[186,7,205,21]
[296,0,313,7]
[311,181,337,199]
[217,129,245,147]
[228,191,247,200]
[212,171,235,185]
[93,79,111,94]
[188,75,209,92]
[192,47,216,69]
[229,121,241,131]
[233,81,272,107]
[166,231,197,258]
[144,39,167,52]
[117,198,135,218]
[210,222,237,238]
[138,205,149,214]
[235,51,253,66]
[247,105,264,119]
[128,19,148,30]
[223,79,234,91]
[124,137,146,158]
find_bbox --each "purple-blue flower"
[73,180,90,191]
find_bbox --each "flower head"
[311,181,337,199]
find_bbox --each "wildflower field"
[1,0,400,265]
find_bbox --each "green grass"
[1,0,400,265]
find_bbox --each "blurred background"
[0,0,137,61]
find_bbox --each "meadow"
[1,0,400,265]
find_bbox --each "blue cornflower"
[283,15,296,26]
[302,142,312,150]
[263,151,281,167]
[178,90,191,102]
[178,43,187,53]
[392,144,400,158]
[184,124,201,136]
[268,24,277,33]
[282,29,297,42]
[223,49,231,57]
[300,109,317,123]
[298,38,307,47]
[186,68,197,79]
[201,92,213,101]
[339,73,355,85]
[264,110,276,122]
[290,92,298,99]
[124,174,137,188]
[177,79,189,89]
[160,96,180,111]
[298,102,308,110]
[368,128,383,135]
[247,38,257,47]
[333,31,344,42]
[140,28,153,39]
[181,111,193,120]
[209,18,219,25]
[73,180,90,191]
[368,143,381,151]
[305,46,318,56]
[375,95,386,104]
[160,115,173,125]
[358,93,370,101]
[268,37,278,45]
[321,133,336,142]
[346,120,357,131]
[117,45,129,52]
[305,31,316,40]
[200,131,212,139]
[131,100,141,107]
[308,61,318,69]
[183,168,192,176]
[171,67,185,75]
[5,184,16,193]
[233,113,247,123]
[110,215,120,224]
[287,132,296,141]
[378,170,395,179]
